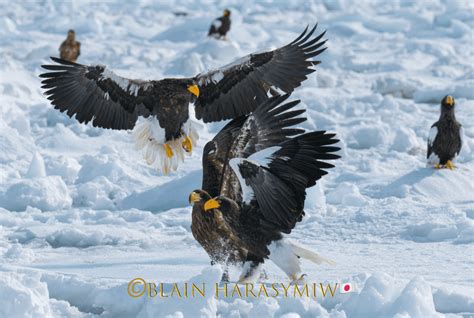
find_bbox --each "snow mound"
[327,182,367,207]
[45,228,121,248]
[0,271,53,317]
[339,274,441,318]
[0,176,71,212]
[350,125,390,150]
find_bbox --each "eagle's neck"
[440,108,456,122]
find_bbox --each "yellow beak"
[446,95,454,106]
[189,192,201,204]
[204,198,220,211]
[187,84,200,97]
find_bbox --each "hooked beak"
[445,95,454,106]
[189,191,201,204]
[204,198,220,211]
[187,84,200,97]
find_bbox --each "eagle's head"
[185,80,200,101]
[441,95,455,109]
[67,29,76,41]
[189,190,212,206]
[223,9,231,17]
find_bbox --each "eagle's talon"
[435,163,442,169]
[446,160,455,170]
[164,143,174,158]
[182,135,193,153]
[290,273,307,284]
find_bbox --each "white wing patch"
[100,66,151,97]
[247,146,281,168]
[229,158,255,204]
[427,152,440,165]
[212,19,222,28]
[428,126,438,147]
[458,126,464,155]
[197,55,251,86]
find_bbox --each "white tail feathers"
[132,117,200,174]
[268,239,335,280]
[290,241,336,266]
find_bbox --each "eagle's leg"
[434,163,443,169]
[445,160,455,170]
[221,267,230,283]
[163,143,174,158]
[181,135,193,153]
[237,256,264,284]
[290,273,307,285]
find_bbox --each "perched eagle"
[208,9,231,39]
[427,95,463,170]
[189,95,340,282]
[59,30,81,63]
[40,24,327,173]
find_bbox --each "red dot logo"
[340,282,354,294]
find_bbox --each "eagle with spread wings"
[40,25,327,173]
[189,95,340,282]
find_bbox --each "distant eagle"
[427,95,463,169]
[40,24,327,173]
[189,95,340,282]
[59,30,81,63]
[208,9,231,39]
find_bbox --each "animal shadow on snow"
[366,167,436,199]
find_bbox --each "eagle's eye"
[189,191,201,204]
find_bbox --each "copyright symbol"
[128,278,146,298]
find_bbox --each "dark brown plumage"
[59,30,81,62]
[189,190,246,265]
[190,95,340,282]
[190,95,306,280]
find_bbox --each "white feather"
[131,117,200,174]
[427,152,440,165]
[428,126,437,147]
[100,67,151,97]
[268,239,335,280]
[197,55,251,86]
[247,146,281,168]
[458,126,464,156]
[237,261,262,283]
[212,19,222,28]
[229,158,255,204]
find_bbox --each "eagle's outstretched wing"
[229,131,340,234]
[195,24,327,123]
[40,57,154,130]
[202,94,306,200]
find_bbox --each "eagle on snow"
[427,95,463,170]
[189,95,340,282]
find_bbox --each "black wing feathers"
[201,94,307,201]
[40,57,152,130]
[236,130,340,234]
[195,24,327,123]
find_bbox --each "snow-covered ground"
[1,0,473,317]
